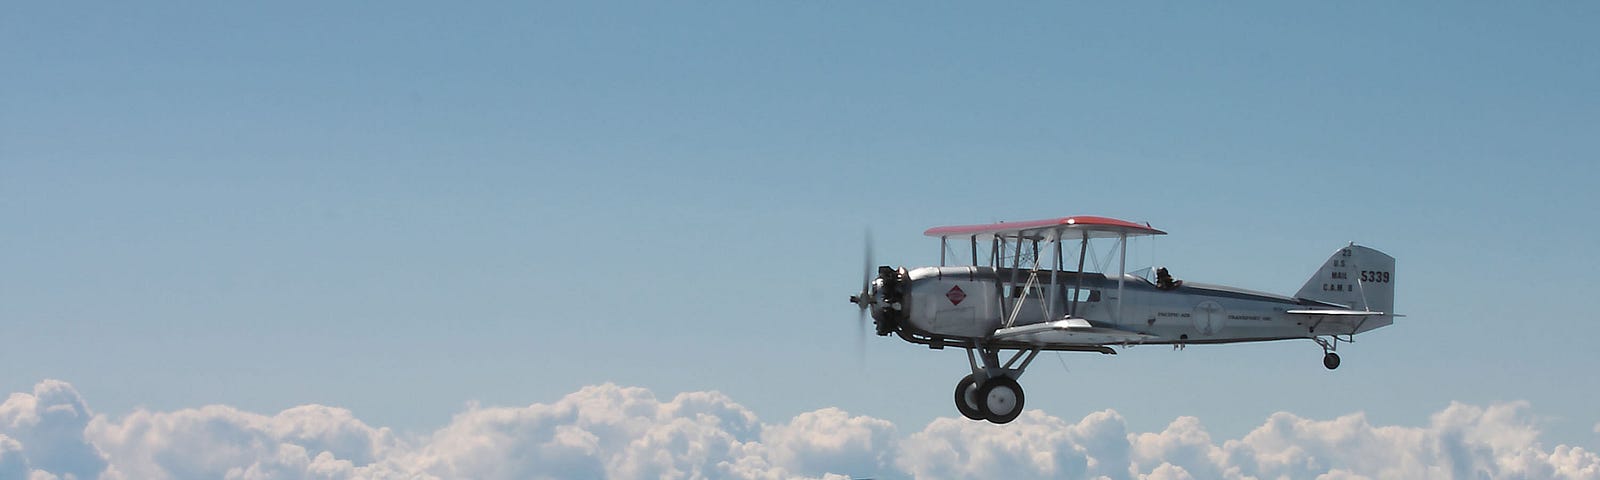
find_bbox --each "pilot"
[1156,267,1181,290]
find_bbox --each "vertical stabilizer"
[1295,244,1396,316]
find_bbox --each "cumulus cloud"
[0,379,108,479]
[87,403,399,480]
[1,380,1598,480]
[897,409,1132,479]
[404,384,772,479]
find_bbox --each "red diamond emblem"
[946,285,967,306]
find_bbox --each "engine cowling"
[872,266,906,336]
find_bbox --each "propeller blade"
[857,229,874,366]
[857,306,867,365]
[861,230,874,297]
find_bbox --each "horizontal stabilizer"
[991,319,1155,346]
[1286,309,1386,316]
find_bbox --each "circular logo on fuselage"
[1194,301,1225,336]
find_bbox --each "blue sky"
[3,2,1599,477]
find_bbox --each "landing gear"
[1323,352,1341,370]
[953,374,985,421]
[952,346,1038,424]
[951,373,1026,423]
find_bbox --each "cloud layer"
[1,380,1597,479]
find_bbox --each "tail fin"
[1295,244,1396,316]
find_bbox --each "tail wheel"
[1323,352,1341,370]
[953,374,985,420]
[976,376,1025,424]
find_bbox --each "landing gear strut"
[952,346,1037,424]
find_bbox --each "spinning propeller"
[848,231,875,362]
[848,230,905,360]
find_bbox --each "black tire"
[1323,352,1341,370]
[953,374,985,420]
[975,376,1025,424]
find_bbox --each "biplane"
[849,216,1397,424]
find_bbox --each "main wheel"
[1323,352,1341,370]
[953,374,985,420]
[975,376,1025,424]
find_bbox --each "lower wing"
[990,319,1156,346]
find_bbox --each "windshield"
[1129,266,1157,284]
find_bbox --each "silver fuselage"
[895,266,1389,347]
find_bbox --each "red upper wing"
[923,216,1165,238]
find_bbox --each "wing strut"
[1070,231,1088,317]
[939,236,947,266]
[1116,232,1127,324]
[1003,237,1047,329]
[970,236,979,266]
[1047,231,1062,319]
